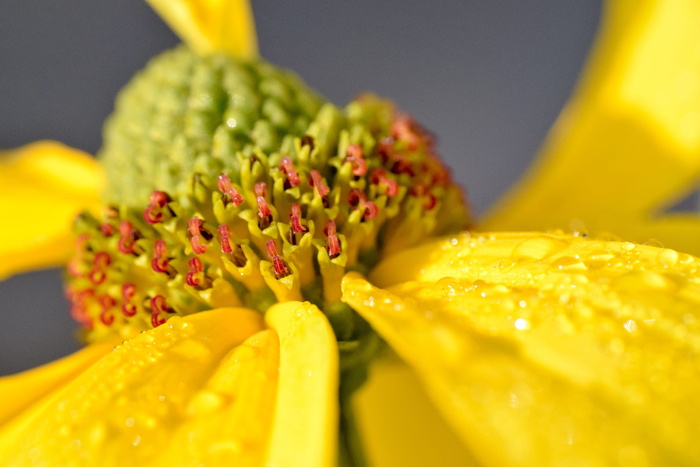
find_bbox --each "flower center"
[65,47,471,342]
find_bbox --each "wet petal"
[0,339,118,427]
[354,355,479,466]
[0,141,103,279]
[145,0,257,58]
[484,1,700,256]
[153,329,279,466]
[0,308,264,465]
[345,232,700,466]
[264,301,339,467]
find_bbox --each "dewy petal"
[0,308,264,465]
[0,338,119,427]
[484,0,700,256]
[151,328,279,466]
[145,0,258,58]
[353,355,480,467]
[264,301,339,467]
[344,231,700,466]
[0,141,104,279]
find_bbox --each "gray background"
[0,0,601,374]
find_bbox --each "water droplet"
[657,248,679,268]
[168,316,189,330]
[512,237,566,261]
[551,255,587,271]
[171,338,211,361]
[514,318,529,330]
[132,434,142,447]
[623,320,638,333]
[187,391,224,416]
[125,417,136,427]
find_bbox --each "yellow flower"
[1,1,700,466]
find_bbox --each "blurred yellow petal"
[354,355,479,467]
[0,141,103,279]
[0,339,118,427]
[344,232,700,466]
[484,0,700,256]
[153,328,279,466]
[0,308,263,465]
[264,301,338,467]
[146,0,257,58]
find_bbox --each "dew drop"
[187,391,224,416]
[171,338,211,360]
[657,248,679,268]
[623,319,638,333]
[512,237,566,261]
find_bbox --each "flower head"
[1,1,700,466]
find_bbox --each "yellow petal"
[353,355,479,467]
[484,0,700,256]
[264,301,338,467]
[0,308,263,465]
[152,328,279,466]
[344,232,700,466]
[0,141,103,279]
[146,0,258,58]
[0,339,118,427]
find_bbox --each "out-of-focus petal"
[0,141,103,279]
[145,0,257,58]
[0,308,264,465]
[484,0,700,256]
[0,339,119,427]
[344,232,700,466]
[152,328,279,466]
[353,355,479,466]
[264,301,338,467]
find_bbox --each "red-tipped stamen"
[121,283,137,317]
[309,170,330,197]
[99,223,115,237]
[218,174,244,206]
[290,203,307,234]
[98,294,115,326]
[266,240,290,278]
[150,295,173,314]
[345,144,367,176]
[255,183,272,228]
[151,311,166,327]
[411,184,438,210]
[89,252,111,285]
[189,217,208,254]
[218,225,233,254]
[279,157,301,188]
[391,116,421,151]
[324,220,341,259]
[348,188,379,220]
[144,190,171,224]
[118,221,137,254]
[68,288,94,330]
[377,137,394,161]
[370,168,399,197]
[152,239,170,273]
[389,153,414,175]
[186,257,209,287]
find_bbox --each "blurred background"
[0,0,601,374]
